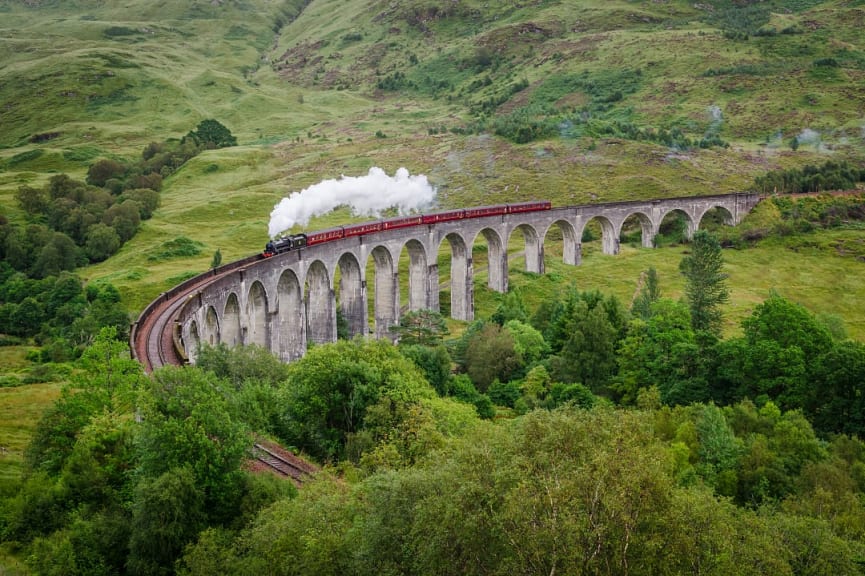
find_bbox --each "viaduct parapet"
[173,193,761,364]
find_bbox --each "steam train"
[263,200,552,257]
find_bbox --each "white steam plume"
[268,167,436,238]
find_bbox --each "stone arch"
[247,281,268,348]
[305,260,335,345]
[276,269,305,362]
[696,205,734,230]
[187,321,200,363]
[472,227,507,293]
[657,208,696,242]
[337,252,365,339]
[443,232,472,321]
[580,215,618,255]
[509,223,544,273]
[402,239,430,312]
[370,246,398,339]
[223,293,242,347]
[619,211,654,248]
[204,305,219,346]
[542,219,580,266]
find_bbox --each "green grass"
[0,380,62,482]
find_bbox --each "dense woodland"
[4,195,865,573]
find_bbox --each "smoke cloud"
[268,167,436,238]
[796,128,829,153]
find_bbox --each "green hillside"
[0,0,864,319]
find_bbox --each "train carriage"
[464,205,508,219]
[306,227,345,245]
[508,200,551,214]
[381,215,424,230]
[343,221,383,238]
[422,209,465,224]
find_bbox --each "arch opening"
[542,219,579,268]
[399,239,430,313]
[579,216,617,258]
[472,228,506,293]
[619,212,654,249]
[656,209,695,246]
[204,305,219,346]
[698,206,735,233]
[223,293,242,347]
[247,281,269,348]
[187,321,200,364]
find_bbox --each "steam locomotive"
[263,200,551,257]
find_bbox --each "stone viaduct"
[175,193,761,363]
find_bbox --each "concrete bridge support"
[447,233,473,321]
[483,228,508,293]
[337,253,366,339]
[372,246,399,339]
[515,224,545,274]
[406,240,430,311]
[276,270,305,361]
[306,260,336,345]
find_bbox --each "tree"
[128,466,207,576]
[15,184,49,216]
[186,119,237,149]
[463,323,521,391]
[120,188,160,219]
[103,200,141,243]
[85,223,121,262]
[31,233,81,278]
[631,267,660,320]
[86,158,127,188]
[138,366,250,521]
[504,320,549,367]
[391,309,449,346]
[614,299,706,406]
[491,290,528,325]
[679,230,729,337]
[277,339,434,461]
[550,300,619,392]
[400,344,452,396]
[807,341,865,435]
[210,248,222,269]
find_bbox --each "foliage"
[399,344,452,396]
[462,322,521,391]
[754,161,865,195]
[680,231,729,337]
[178,406,865,575]
[390,309,449,346]
[0,270,130,360]
[185,119,238,150]
[631,267,661,320]
[615,299,706,406]
[276,339,435,462]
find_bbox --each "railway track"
[252,442,319,484]
[131,254,260,373]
